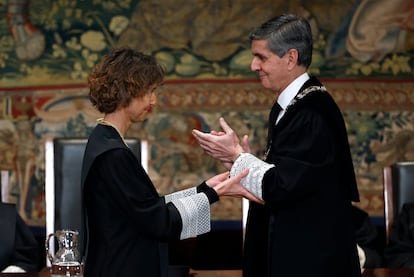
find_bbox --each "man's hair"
[249,14,313,68]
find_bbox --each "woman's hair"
[88,47,165,113]
[249,14,313,68]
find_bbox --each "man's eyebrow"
[253,53,266,59]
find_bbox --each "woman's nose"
[150,93,157,105]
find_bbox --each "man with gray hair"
[193,14,361,277]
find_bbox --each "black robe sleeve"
[384,203,414,268]
[352,205,382,268]
[0,203,39,272]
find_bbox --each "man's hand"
[192,117,245,167]
[241,134,251,153]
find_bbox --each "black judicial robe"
[81,125,182,277]
[0,203,39,272]
[243,77,361,277]
[384,203,414,268]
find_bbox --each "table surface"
[362,268,414,277]
[188,268,414,277]
[1,268,414,277]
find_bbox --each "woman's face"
[125,84,158,122]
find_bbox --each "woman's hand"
[205,171,230,188]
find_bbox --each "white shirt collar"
[277,72,310,110]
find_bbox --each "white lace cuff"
[230,153,275,200]
[357,244,366,269]
[171,193,211,239]
[164,187,197,203]
[2,265,26,273]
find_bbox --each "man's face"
[250,39,290,94]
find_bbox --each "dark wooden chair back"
[383,161,414,240]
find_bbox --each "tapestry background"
[0,0,413,226]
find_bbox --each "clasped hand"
[192,117,250,169]
[193,117,263,204]
[206,170,264,204]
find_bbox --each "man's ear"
[286,49,299,70]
